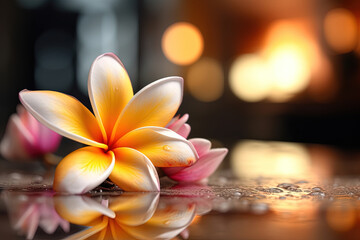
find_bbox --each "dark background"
[2,0,360,151]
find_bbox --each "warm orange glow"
[230,19,321,102]
[266,44,310,101]
[162,22,204,65]
[231,140,312,178]
[271,200,319,221]
[229,54,272,102]
[262,20,315,102]
[326,201,356,231]
[308,55,337,102]
[324,8,358,54]
[186,58,224,102]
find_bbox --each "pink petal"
[165,115,179,128]
[162,165,183,176]
[0,105,61,158]
[17,105,37,140]
[167,148,228,182]
[189,138,211,157]
[18,105,62,155]
[167,114,189,132]
[0,114,32,159]
[59,218,70,233]
[180,229,190,239]
[177,124,191,138]
[26,205,40,240]
[37,124,62,154]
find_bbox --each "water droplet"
[164,220,171,225]
[277,183,299,189]
[309,191,325,197]
[289,187,302,192]
[270,188,284,193]
[163,145,171,151]
[258,187,283,193]
[311,187,324,192]
[115,87,119,91]
[233,191,242,196]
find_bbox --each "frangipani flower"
[0,105,61,160]
[55,193,196,240]
[19,53,198,193]
[164,114,228,182]
[3,191,69,240]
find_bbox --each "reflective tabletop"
[1,140,360,240]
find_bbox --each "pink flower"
[0,105,61,160]
[163,114,228,182]
[3,191,70,240]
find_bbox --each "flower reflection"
[169,182,214,215]
[3,189,212,239]
[55,193,205,240]
[2,191,69,240]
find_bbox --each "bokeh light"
[187,58,224,102]
[266,44,310,100]
[230,20,319,102]
[324,8,358,54]
[231,140,312,178]
[229,54,272,102]
[162,22,204,65]
[262,20,314,102]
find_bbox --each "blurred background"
[4,2,360,238]
[2,0,360,154]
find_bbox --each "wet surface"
[2,142,360,239]
[0,175,360,239]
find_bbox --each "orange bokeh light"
[187,58,224,102]
[231,140,312,178]
[262,20,315,101]
[229,54,272,102]
[324,8,358,54]
[162,22,204,65]
[229,19,324,102]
